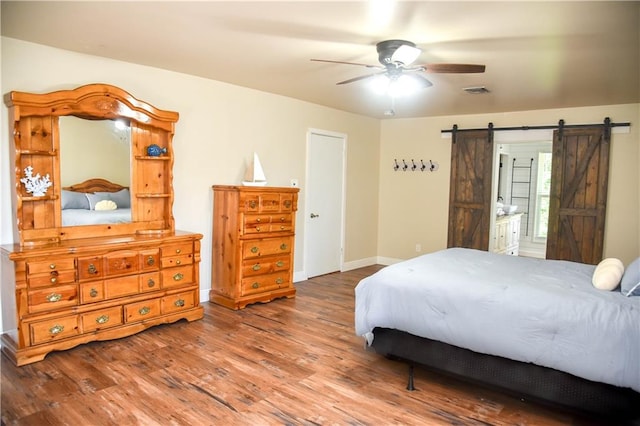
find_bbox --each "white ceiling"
[2,1,639,119]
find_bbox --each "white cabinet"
[493,213,522,256]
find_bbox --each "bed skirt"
[371,327,640,420]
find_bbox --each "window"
[534,152,552,239]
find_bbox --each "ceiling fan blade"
[336,72,386,85]
[420,63,486,73]
[410,73,433,88]
[310,59,380,69]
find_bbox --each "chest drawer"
[242,237,292,259]
[78,256,104,280]
[104,251,139,277]
[161,291,196,315]
[125,298,161,323]
[80,281,105,304]
[241,272,290,296]
[27,258,75,275]
[30,315,79,345]
[242,257,290,277]
[28,285,78,314]
[139,271,160,293]
[80,306,123,332]
[161,265,194,288]
[28,270,76,288]
[139,249,160,271]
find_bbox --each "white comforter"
[355,248,640,392]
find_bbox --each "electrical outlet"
[290,179,299,188]
[415,243,422,252]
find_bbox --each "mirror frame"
[4,83,179,246]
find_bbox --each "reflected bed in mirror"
[62,178,131,226]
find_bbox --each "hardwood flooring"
[1,266,634,425]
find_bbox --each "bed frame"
[371,327,640,421]
[63,178,128,193]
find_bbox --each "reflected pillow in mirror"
[94,199,118,211]
[621,257,640,297]
[61,190,90,210]
[97,188,130,208]
[86,193,113,210]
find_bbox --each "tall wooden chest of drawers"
[211,185,299,309]
[0,232,203,366]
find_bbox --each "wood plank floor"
[1,266,634,425]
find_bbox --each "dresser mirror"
[4,83,179,246]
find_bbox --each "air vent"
[463,86,490,94]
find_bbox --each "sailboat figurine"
[242,152,268,186]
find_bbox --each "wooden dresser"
[211,185,299,309]
[1,232,203,366]
[2,84,204,365]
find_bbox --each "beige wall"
[0,37,381,295]
[378,104,640,264]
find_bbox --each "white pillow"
[94,199,118,211]
[592,258,624,291]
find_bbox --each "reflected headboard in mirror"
[4,83,179,246]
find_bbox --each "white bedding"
[355,248,640,392]
[62,208,131,226]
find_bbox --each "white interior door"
[304,130,345,278]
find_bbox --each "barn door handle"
[310,213,319,218]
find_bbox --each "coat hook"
[402,159,408,171]
[420,160,427,171]
[429,160,439,172]
[411,159,417,171]
[393,159,400,171]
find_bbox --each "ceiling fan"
[311,39,485,89]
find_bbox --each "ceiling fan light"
[391,44,421,65]
[370,74,391,95]
[388,75,423,97]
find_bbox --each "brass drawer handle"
[88,263,98,275]
[96,315,109,324]
[175,249,181,254]
[90,288,99,298]
[176,260,182,265]
[46,293,62,303]
[49,324,64,335]
[174,299,185,308]
[49,263,56,269]
[256,218,261,222]
[251,246,259,254]
[173,273,184,281]
[276,261,284,268]
[249,200,257,209]
[256,226,261,232]
[280,226,285,230]
[280,243,287,250]
[50,277,58,284]
[284,200,292,208]
[139,306,151,315]
[252,282,259,289]
[276,277,284,285]
[252,263,261,271]
[280,217,285,222]
[147,256,155,266]
[147,278,156,288]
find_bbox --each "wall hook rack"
[393,159,439,172]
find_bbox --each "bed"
[61,178,131,226]
[355,248,640,418]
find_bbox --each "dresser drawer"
[80,281,105,304]
[242,237,292,259]
[30,315,79,345]
[28,285,78,314]
[104,275,139,299]
[241,272,290,296]
[161,291,196,315]
[104,251,139,277]
[27,258,75,275]
[139,272,160,293]
[28,270,76,288]
[162,242,193,259]
[78,256,104,280]
[243,214,293,234]
[161,254,193,268]
[139,249,160,271]
[161,265,194,288]
[242,257,290,277]
[125,298,161,323]
[81,306,123,332]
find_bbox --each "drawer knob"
[280,243,287,250]
[251,246,259,254]
[173,273,184,281]
[276,277,284,285]
[50,277,58,284]
[49,324,64,335]
[280,226,285,230]
[176,260,182,265]
[256,218,261,222]
[249,201,257,209]
[174,299,185,308]
[96,315,109,324]
[252,263,261,271]
[139,306,151,315]
[88,263,98,275]
[252,282,259,289]
[49,263,56,269]
[147,278,156,288]
[276,261,284,268]
[90,288,99,298]
[175,249,181,254]
[147,256,155,266]
[46,293,62,303]
[256,226,261,232]
[284,200,292,208]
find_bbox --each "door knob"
[310,213,319,218]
